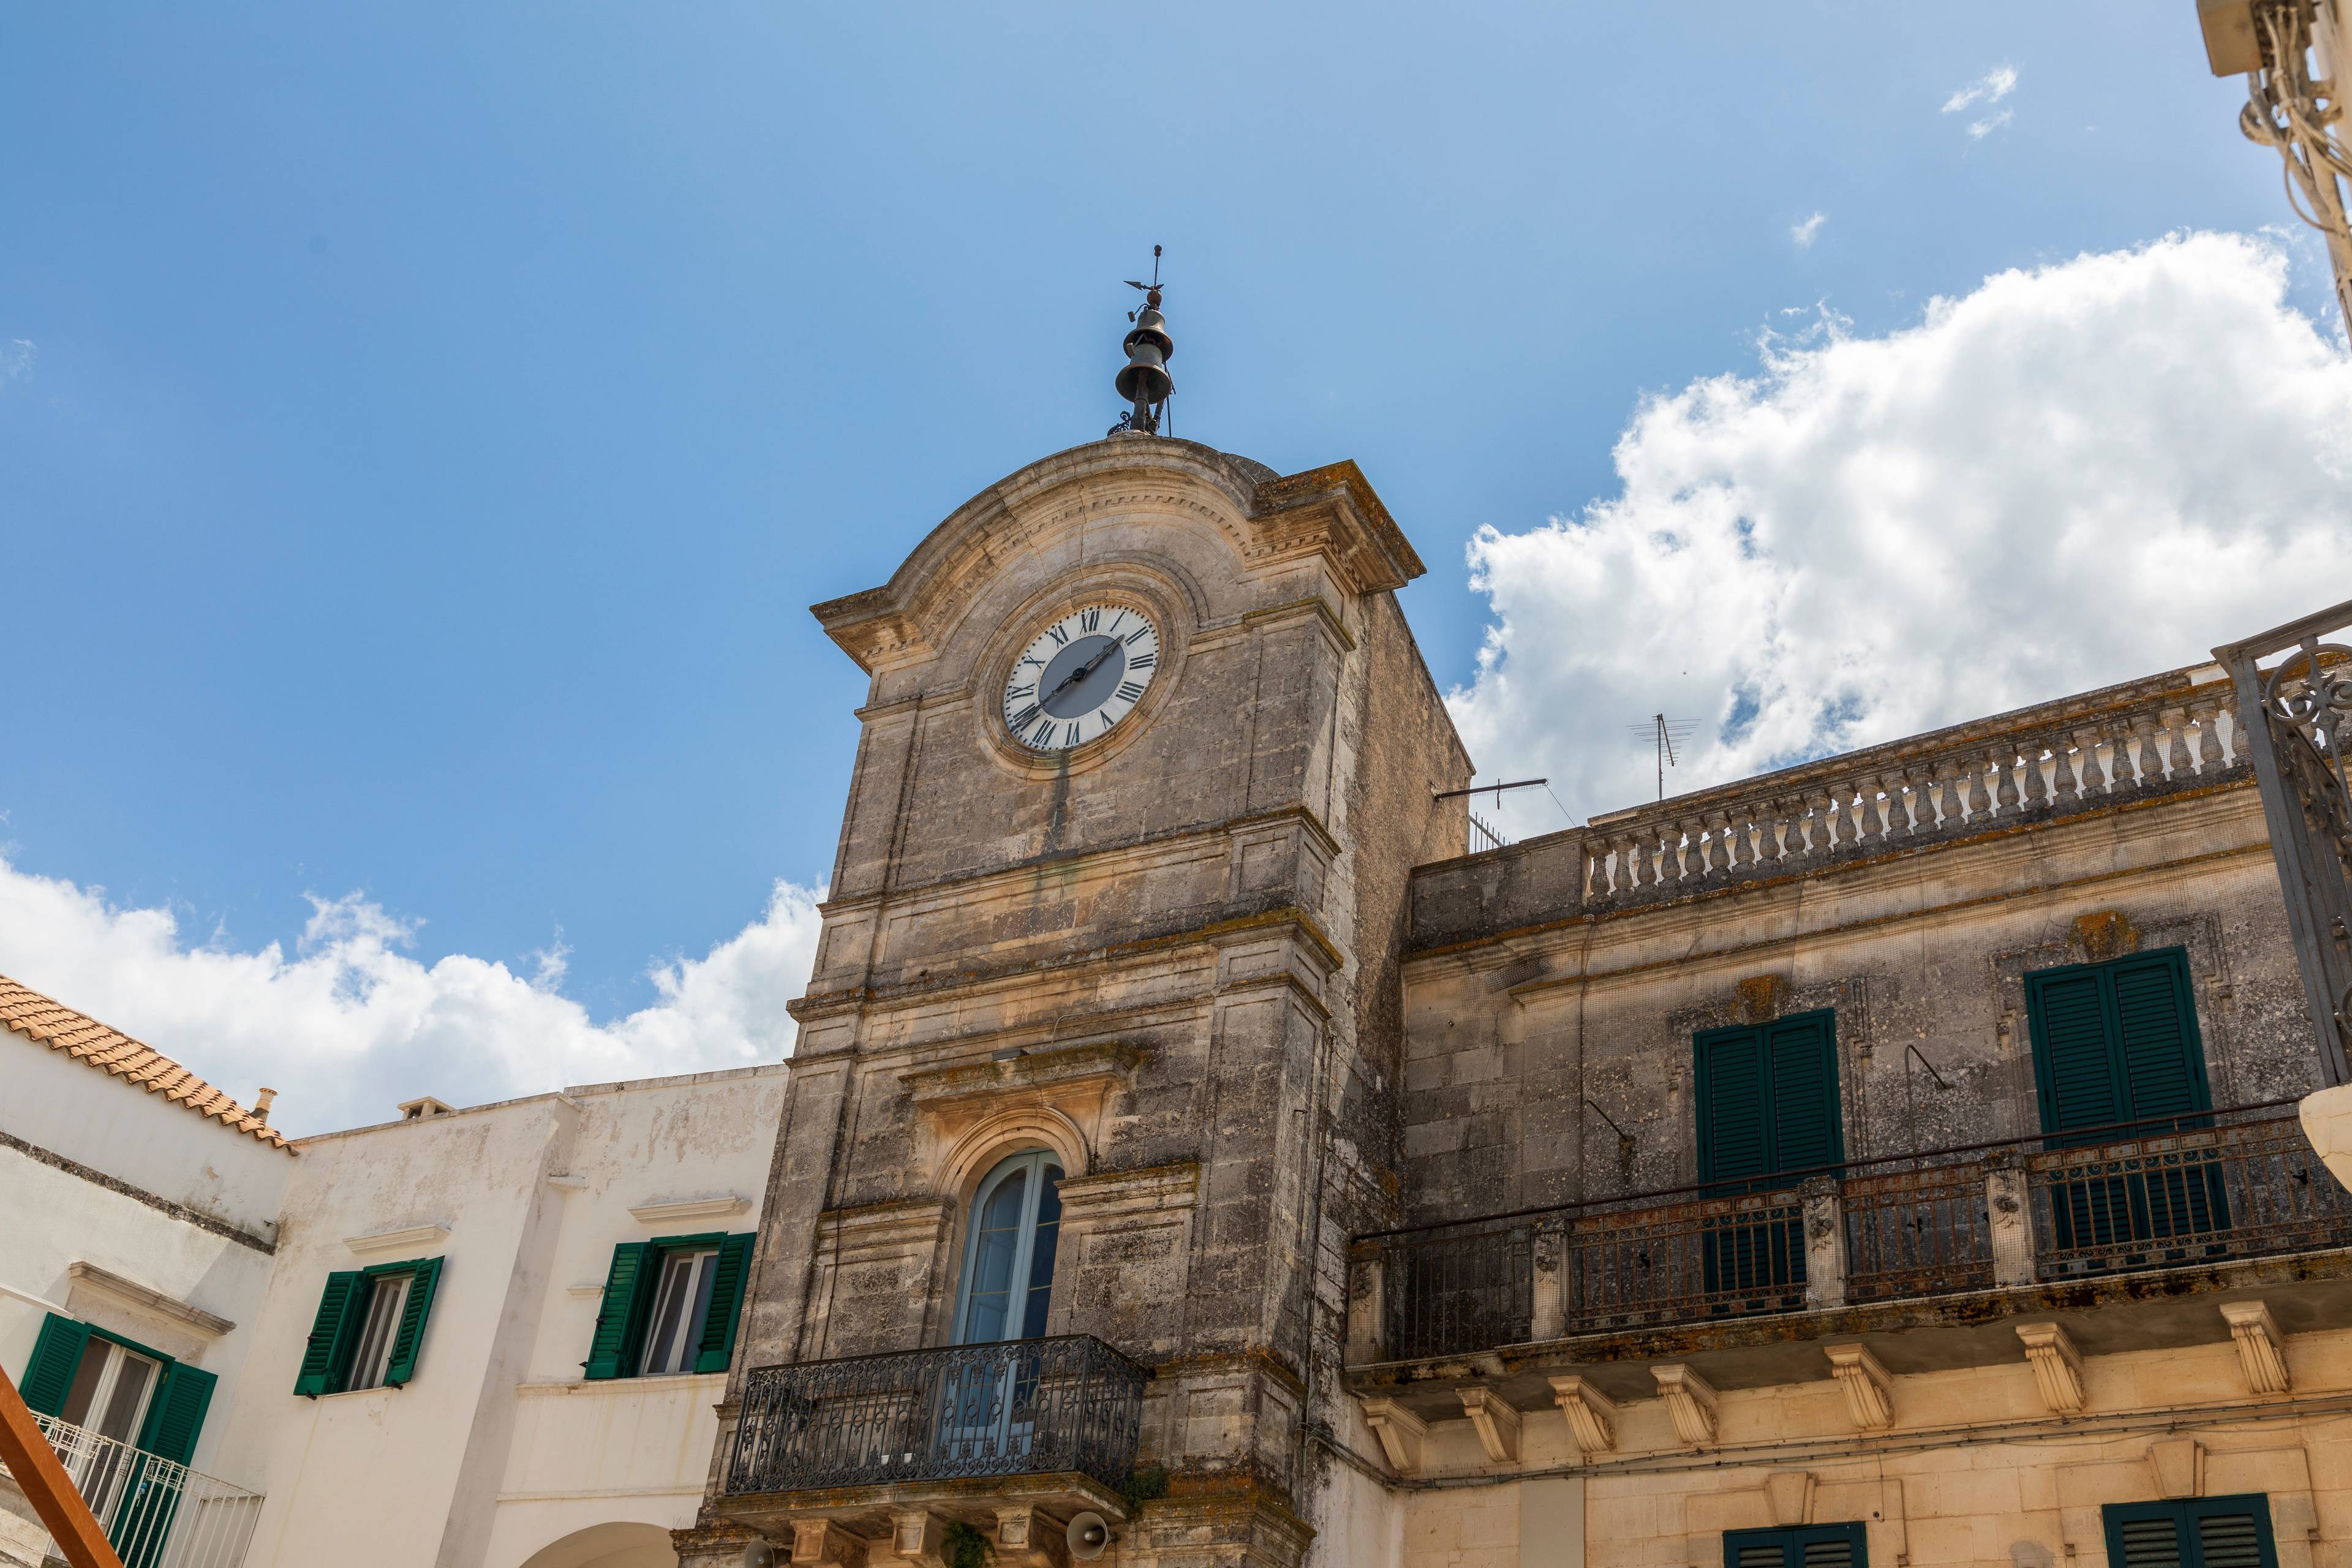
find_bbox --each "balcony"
[1348,1105,2352,1377]
[714,1335,1147,1554]
[0,1414,263,1568]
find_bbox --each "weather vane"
[1110,245,1174,437]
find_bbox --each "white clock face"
[1001,604,1161,752]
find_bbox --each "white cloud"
[1449,232,2352,837]
[1968,109,2015,140]
[1790,213,1828,249]
[1943,64,2019,115]
[0,340,34,387]
[0,854,824,1136]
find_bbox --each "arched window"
[951,1150,1063,1344]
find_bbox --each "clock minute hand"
[1046,641,1119,702]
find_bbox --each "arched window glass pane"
[1019,1165,1064,1339]
[960,1167,1028,1344]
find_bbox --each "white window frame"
[344,1273,412,1392]
[638,1247,721,1377]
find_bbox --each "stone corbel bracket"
[2016,1321,2087,1415]
[1458,1386,1522,1463]
[1824,1343,1894,1431]
[2220,1300,2291,1395]
[1360,1396,1428,1476]
[1651,1362,1720,1447]
[789,1518,867,1567]
[1547,1374,1618,1453]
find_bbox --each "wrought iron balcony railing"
[0,1414,264,1568]
[722,1334,1147,1498]
[1349,1104,2352,1365]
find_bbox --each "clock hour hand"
[1045,641,1120,703]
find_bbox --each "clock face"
[1001,604,1161,753]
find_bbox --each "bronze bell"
[1116,303,1175,406]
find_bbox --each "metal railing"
[723,1334,1147,1498]
[2,1414,263,1568]
[1350,1106,2352,1363]
[2215,602,2352,1087]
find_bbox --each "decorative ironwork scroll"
[2216,598,2352,1085]
[722,1334,1145,1498]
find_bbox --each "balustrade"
[1577,672,2245,908]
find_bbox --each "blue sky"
[6,5,2348,1129]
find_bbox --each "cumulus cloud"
[1790,213,1828,249]
[1967,109,2015,140]
[1449,232,2352,838]
[1943,64,2018,115]
[0,854,824,1136]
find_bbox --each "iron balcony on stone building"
[1349,657,2352,1477]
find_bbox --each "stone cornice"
[899,1040,1146,1110]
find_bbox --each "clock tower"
[679,297,1471,1567]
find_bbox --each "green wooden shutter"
[19,1314,92,1417]
[1765,1012,1844,1174]
[584,1243,652,1381]
[1723,1521,1868,1567]
[380,1257,442,1387]
[294,1271,366,1396]
[2027,968,2123,1134]
[138,1364,216,1467]
[2111,950,2211,1122]
[2103,1495,2278,1568]
[1696,1028,1771,1185]
[693,1233,756,1374]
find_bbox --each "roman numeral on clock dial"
[1000,602,1163,754]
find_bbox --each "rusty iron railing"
[1351,1105,2348,1363]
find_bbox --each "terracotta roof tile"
[0,974,294,1152]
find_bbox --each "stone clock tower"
[676,417,1470,1566]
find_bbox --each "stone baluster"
[1854,776,1888,843]
[1984,748,2015,815]
[2190,695,2226,772]
[2159,707,2192,778]
[2019,741,2051,810]
[1896,768,1926,837]
[2051,735,2084,806]
[1677,819,1705,881]
[2125,713,2160,791]
[2071,725,2109,798]
[1962,755,1992,821]
[1924,764,1958,831]
[1625,831,1652,891]
[1586,843,1610,902]
[1848,783,1875,845]
[1706,809,1738,875]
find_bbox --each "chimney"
[251,1087,278,1126]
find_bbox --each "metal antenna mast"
[1110,246,1174,437]
[1626,715,1697,801]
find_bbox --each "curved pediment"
[810,436,1423,673]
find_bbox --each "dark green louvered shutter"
[2027,968,2122,1134]
[1697,1010,1844,1183]
[138,1364,216,1466]
[1723,1521,1868,1567]
[1766,1012,1844,1174]
[1697,1028,1771,1185]
[2103,1495,2278,1568]
[380,1257,442,1387]
[2111,950,2211,1123]
[584,1243,652,1381]
[20,1314,92,1417]
[693,1234,756,1374]
[294,1271,366,1396]
[2029,948,2210,1136]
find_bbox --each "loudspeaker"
[1066,1510,1112,1561]
[739,1541,775,1568]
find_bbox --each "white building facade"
[0,973,788,1568]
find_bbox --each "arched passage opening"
[517,1521,677,1568]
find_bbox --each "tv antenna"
[1626,714,1697,801]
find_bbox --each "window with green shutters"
[2026,946,2214,1138]
[583,1232,755,1381]
[1724,1521,1869,1567]
[290,1256,444,1396]
[2025,946,2229,1257]
[17,1311,217,1464]
[1694,1010,1844,1304]
[2103,1495,2278,1568]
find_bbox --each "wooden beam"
[0,1364,124,1568]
